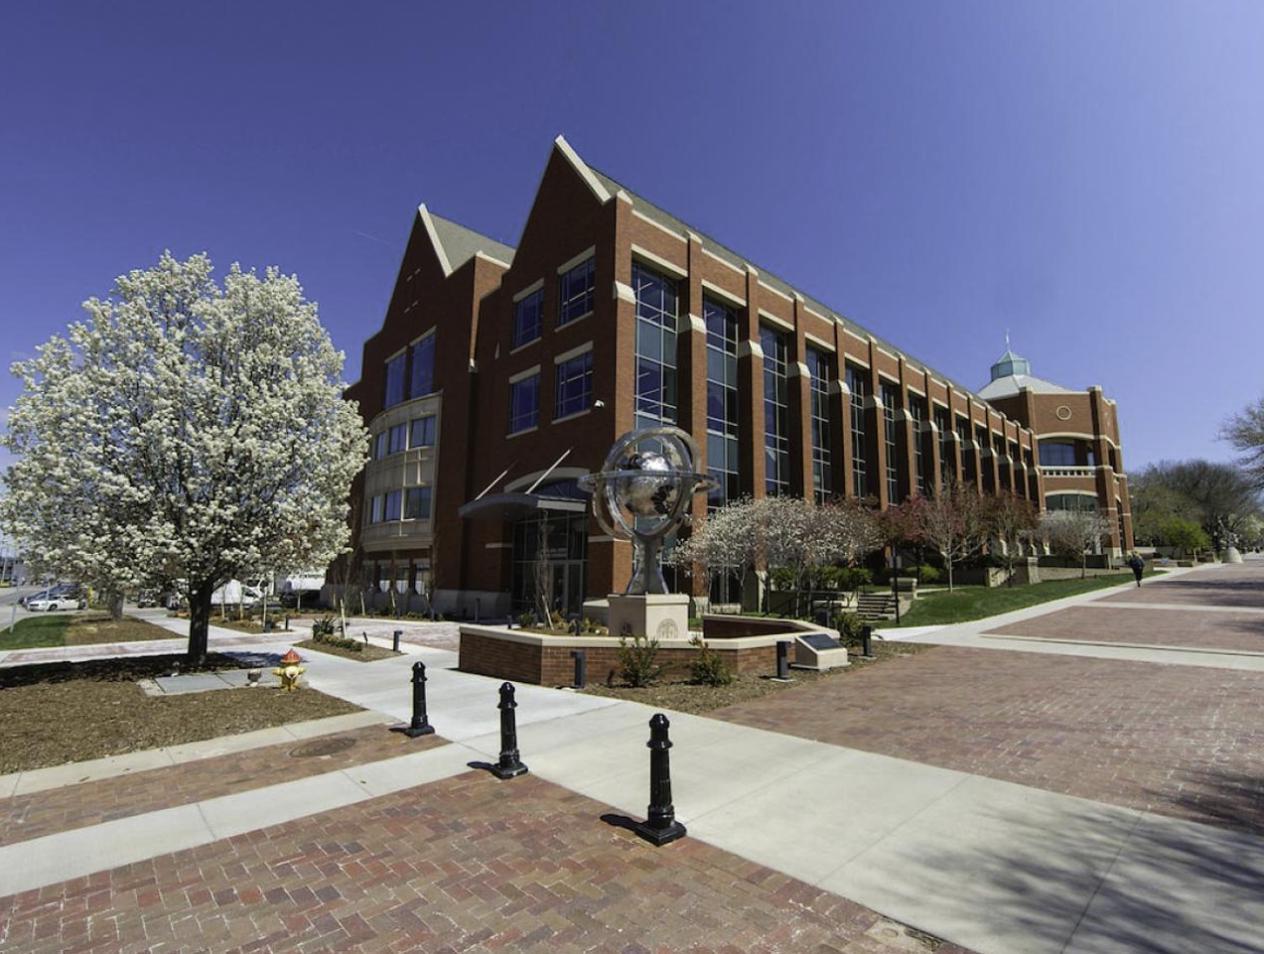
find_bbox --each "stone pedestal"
[607,593,690,641]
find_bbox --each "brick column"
[868,339,888,509]
[790,296,814,499]
[835,322,855,499]
[739,266,765,497]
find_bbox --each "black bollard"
[860,625,875,659]
[775,640,791,680]
[392,629,402,653]
[571,649,587,689]
[633,713,687,846]
[392,661,435,737]
[490,682,528,779]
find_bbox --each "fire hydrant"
[272,648,306,691]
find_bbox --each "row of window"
[367,486,433,524]
[372,415,437,460]
[384,334,436,410]
[512,257,596,349]
[508,351,594,434]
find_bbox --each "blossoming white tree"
[1,253,368,660]
[1040,508,1114,578]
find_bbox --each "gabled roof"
[579,157,989,403]
[419,204,515,276]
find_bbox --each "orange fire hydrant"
[273,648,306,691]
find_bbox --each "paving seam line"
[1055,810,1148,954]
[0,709,395,798]
[977,633,1264,659]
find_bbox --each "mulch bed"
[294,638,400,663]
[0,653,361,774]
[580,640,936,714]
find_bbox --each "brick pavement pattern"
[0,771,970,954]
[0,727,444,848]
[713,646,1264,835]
[983,605,1264,652]
[1101,562,1264,609]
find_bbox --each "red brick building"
[339,137,1130,617]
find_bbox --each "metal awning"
[458,492,586,522]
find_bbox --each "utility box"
[793,632,850,671]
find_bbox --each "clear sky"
[2,1,1262,476]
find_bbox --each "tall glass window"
[881,382,901,503]
[806,347,835,503]
[705,299,740,508]
[404,486,432,520]
[1038,441,1079,466]
[909,395,927,495]
[934,406,952,488]
[761,326,790,496]
[845,364,869,497]
[509,373,540,434]
[388,423,407,455]
[384,490,402,522]
[409,335,435,398]
[555,351,593,418]
[957,417,976,484]
[512,289,543,348]
[370,495,384,524]
[558,257,595,325]
[384,352,406,408]
[373,431,388,460]
[633,264,678,429]
[410,415,436,448]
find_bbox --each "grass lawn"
[294,638,400,663]
[0,613,174,651]
[580,640,935,715]
[0,653,361,773]
[891,572,1143,627]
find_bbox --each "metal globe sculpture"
[579,426,713,594]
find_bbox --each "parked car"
[27,593,86,611]
[136,590,160,608]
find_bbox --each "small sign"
[800,632,841,651]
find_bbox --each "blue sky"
[2,1,1261,478]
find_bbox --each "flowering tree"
[984,492,1041,585]
[901,481,989,590]
[1040,509,1114,578]
[670,497,759,606]
[1,253,368,660]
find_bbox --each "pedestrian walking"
[1127,552,1145,587]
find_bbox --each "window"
[384,353,406,408]
[384,490,402,522]
[388,423,407,455]
[373,431,388,460]
[957,417,976,484]
[410,335,435,398]
[558,257,595,325]
[909,395,927,495]
[1039,441,1075,467]
[705,299,740,508]
[934,407,952,487]
[806,347,835,503]
[555,352,593,418]
[633,263,678,428]
[845,364,869,497]
[404,486,432,520]
[370,495,384,524]
[881,382,901,503]
[1047,493,1097,512]
[513,289,543,348]
[509,373,540,433]
[761,326,790,495]
[409,415,436,448]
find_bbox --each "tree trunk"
[188,581,214,663]
[947,556,955,592]
[108,590,124,621]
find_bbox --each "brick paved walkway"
[984,605,1264,652]
[0,771,969,954]
[712,645,1264,835]
[0,726,443,848]
[1101,562,1264,609]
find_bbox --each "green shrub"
[618,633,663,687]
[835,612,865,644]
[689,636,733,686]
[516,611,535,630]
[917,564,941,584]
[313,630,364,652]
[312,615,337,637]
[840,567,873,590]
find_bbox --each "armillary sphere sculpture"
[578,426,713,595]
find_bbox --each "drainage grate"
[288,736,357,758]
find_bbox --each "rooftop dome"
[990,347,1031,381]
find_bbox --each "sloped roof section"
[421,205,515,275]
[978,373,1076,400]
[585,163,988,403]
